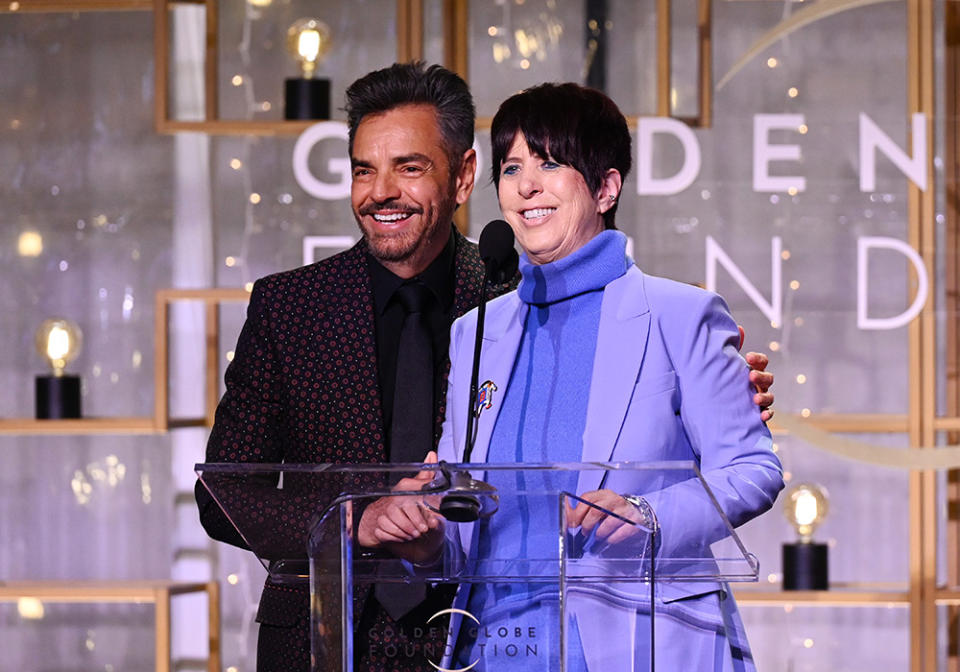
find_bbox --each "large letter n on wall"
[859,113,927,192]
[706,236,782,327]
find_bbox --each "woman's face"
[497,134,617,265]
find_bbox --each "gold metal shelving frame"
[0,580,220,672]
[0,288,252,435]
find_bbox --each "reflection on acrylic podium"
[197,460,759,671]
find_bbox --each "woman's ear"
[597,169,623,214]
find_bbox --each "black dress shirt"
[368,228,456,460]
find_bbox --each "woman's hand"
[566,489,654,548]
[356,451,446,564]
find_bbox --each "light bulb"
[17,230,43,257]
[35,318,82,376]
[286,18,331,79]
[17,597,45,620]
[783,482,829,542]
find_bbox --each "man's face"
[351,104,476,277]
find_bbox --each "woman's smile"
[498,133,610,265]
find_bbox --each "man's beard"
[356,198,455,263]
[362,220,432,262]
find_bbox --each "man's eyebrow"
[351,158,373,169]
[393,153,433,165]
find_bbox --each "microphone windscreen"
[478,220,518,283]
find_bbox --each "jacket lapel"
[467,294,528,464]
[577,266,651,494]
[456,294,526,557]
[436,230,487,443]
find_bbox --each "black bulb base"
[284,78,330,120]
[782,541,828,590]
[35,374,82,419]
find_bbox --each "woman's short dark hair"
[491,83,632,229]
[345,61,476,169]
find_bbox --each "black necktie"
[389,282,435,465]
[376,281,433,621]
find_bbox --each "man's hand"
[357,451,445,564]
[745,351,774,422]
[738,325,775,422]
[565,489,650,548]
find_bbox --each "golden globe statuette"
[782,482,829,590]
[283,18,332,120]
[34,318,83,419]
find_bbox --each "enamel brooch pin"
[475,380,498,417]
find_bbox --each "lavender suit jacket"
[437,263,784,671]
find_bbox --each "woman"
[431,83,784,672]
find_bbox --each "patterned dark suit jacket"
[196,228,513,672]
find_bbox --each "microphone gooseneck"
[436,221,516,523]
[464,220,516,463]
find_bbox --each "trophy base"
[782,541,828,590]
[35,374,82,419]
[284,78,330,120]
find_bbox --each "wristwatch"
[621,494,659,532]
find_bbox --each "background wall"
[0,1,946,670]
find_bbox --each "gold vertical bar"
[154,293,169,431]
[656,0,671,117]
[409,0,424,61]
[908,1,937,670]
[204,0,218,121]
[921,1,937,669]
[153,0,169,132]
[444,0,469,79]
[155,588,171,672]
[205,301,220,427]
[945,2,960,668]
[907,0,923,666]
[397,0,411,61]
[444,0,470,236]
[697,0,712,128]
[921,0,938,665]
[206,581,221,672]
[397,0,425,62]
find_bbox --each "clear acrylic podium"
[196,460,759,671]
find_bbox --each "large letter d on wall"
[857,236,928,330]
[637,118,701,195]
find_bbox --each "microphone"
[434,221,515,523]
[479,219,519,284]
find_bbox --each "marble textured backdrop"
[0,1,934,670]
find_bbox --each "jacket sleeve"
[195,278,287,549]
[642,290,784,561]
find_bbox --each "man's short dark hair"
[345,61,476,167]
[490,82,632,229]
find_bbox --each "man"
[196,61,775,672]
